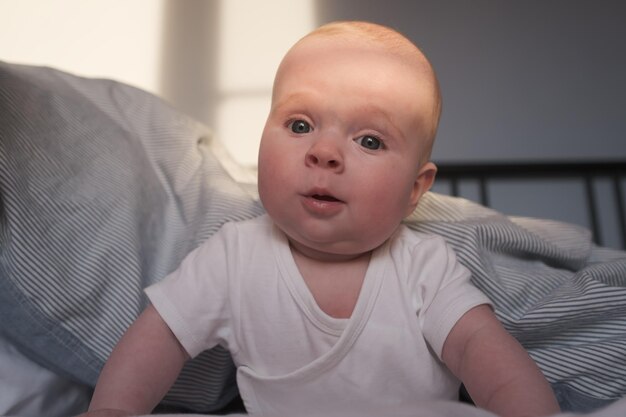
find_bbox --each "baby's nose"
[305,140,343,171]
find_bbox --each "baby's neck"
[290,242,372,319]
[288,239,371,263]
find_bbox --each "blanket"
[138,397,626,417]
[1,61,625,414]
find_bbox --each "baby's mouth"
[301,190,345,214]
[311,194,341,202]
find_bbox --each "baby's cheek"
[360,193,405,233]
[370,186,412,223]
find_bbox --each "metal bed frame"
[434,161,626,249]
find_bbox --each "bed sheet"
[0,334,91,417]
[137,397,626,417]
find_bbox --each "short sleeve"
[145,224,234,358]
[414,236,492,358]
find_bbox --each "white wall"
[205,0,315,165]
[0,0,165,95]
[0,0,314,167]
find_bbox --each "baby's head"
[258,21,441,260]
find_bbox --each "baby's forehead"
[274,22,441,157]
[289,30,433,80]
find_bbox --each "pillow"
[0,61,263,412]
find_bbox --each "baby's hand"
[75,409,135,417]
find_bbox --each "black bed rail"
[434,161,626,248]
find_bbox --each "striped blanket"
[1,61,625,413]
[408,195,626,411]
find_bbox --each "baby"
[86,21,559,417]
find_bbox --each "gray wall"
[316,1,626,248]
[315,0,626,163]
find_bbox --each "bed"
[1,61,626,417]
[434,161,626,250]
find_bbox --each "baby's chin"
[285,233,387,262]
[268,210,400,261]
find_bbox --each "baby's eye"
[355,135,383,150]
[289,120,311,134]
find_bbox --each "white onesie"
[146,214,491,416]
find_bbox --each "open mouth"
[311,194,341,202]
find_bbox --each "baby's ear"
[406,162,437,216]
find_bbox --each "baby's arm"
[442,304,560,417]
[87,304,189,416]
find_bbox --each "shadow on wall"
[160,0,220,129]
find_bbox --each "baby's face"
[258,35,437,260]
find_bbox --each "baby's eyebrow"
[351,104,405,139]
[272,91,318,113]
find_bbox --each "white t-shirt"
[146,215,491,416]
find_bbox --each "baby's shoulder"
[393,225,449,252]
[388,226,460,274]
